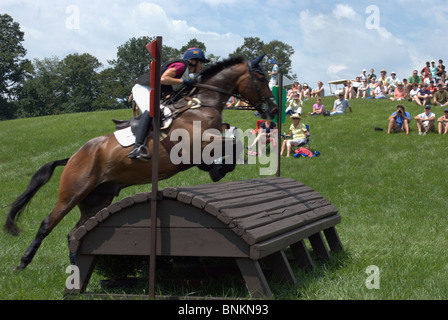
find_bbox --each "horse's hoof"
[12,265,25,272]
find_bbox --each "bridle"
[192,61,276,112]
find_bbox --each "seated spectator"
[308,98,324,116]
[367,68,377,83]
[433,83,448,107]
[415,83,433,106]
[392,82,407,101]
[374,81,389,99]
[351,77,362,96]
[248,119,277,156]
[359,69,367,81]
[357,80,369,98]
[280,114,309,157]
[311,81,325,97]
[436,59,445,79]
[407,70,423,92]
[414,105,435,135]
[285,88,302,115]
[387,72,400,94]
[437,108,448,134]
[344,81,356,99]
[409,83,420,101]
[330,93,352,116]
[378,69,388,86]
[421,61,431,81]
[387,105,411,135]
[426,80,437,94]
[301,83,311,101]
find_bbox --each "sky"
[2,0,448,92]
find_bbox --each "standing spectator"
[268,59,279,90]
[415,83,433,106]
[436,59,446,80]
[414,105,435,135]
[392,82,407,101]
[407,70,423,92]
[433,83,448,107]
[367,68,377,83]
[311,81,325,97]
[330,93,352,116]
[437,108,448,134]
[387,72,400,94]
[387,105,411,135]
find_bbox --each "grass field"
[1,95,448,300]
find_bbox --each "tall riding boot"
[128,110,153,161]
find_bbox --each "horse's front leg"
[198,135,242,182]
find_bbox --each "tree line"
[0,13,295,120]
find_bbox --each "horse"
[4,55,278,270]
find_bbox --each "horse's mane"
[199,56,245,82]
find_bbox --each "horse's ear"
[250,54,266,68]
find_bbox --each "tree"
[231,37,295,80]
[0,14,32,119]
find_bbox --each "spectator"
[378,69,388,86]
[357,80,369,98]
[359,69,368,81]
[311,81,325,97]
[374,81,388,99]
[430,60,437,79]
[437,108,448,134]
[415,83,433,106]
[387,72,400,94]
[308,98,324,116]
[285,84,302,115]
[407,70,423,92]
[248,119,277,156]
[409,83,420,101]
[367,68,377,83]
[387,105,411,135]
[436,59,446,79]
[330,93,352,116]
[426,80,437,94]
[392,82,407,101]
[343,81,356,99]
[414,105,435,135]
[421,61,431,81]
[268,59,279,90]
[280,114,309,157]
[351,77,363,96]
[301,83,311,101]
[433,83,448,107]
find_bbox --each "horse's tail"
[4,158,70,236]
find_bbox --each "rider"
[128,47,210,160]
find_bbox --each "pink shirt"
[394,87,406,99]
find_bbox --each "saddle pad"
[114,127,135,147]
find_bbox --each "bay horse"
[4,55,278,270]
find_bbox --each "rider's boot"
[128,110,152,161]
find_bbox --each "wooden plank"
[309,232,331,261]
[205,186,316,219]
[242,205,339,245]
[231,198,331,236]
[250,215,341,260]
[323,227,344,252]
[235,258,272,298]
[290,240,314,271]
[78,227,250,258]
[270,250,297,285]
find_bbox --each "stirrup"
[128,145,151,161]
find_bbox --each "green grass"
[1,96,448,300]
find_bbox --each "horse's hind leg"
[15,200,77,270]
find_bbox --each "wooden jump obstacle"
[67,177,343,298]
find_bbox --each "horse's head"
[238,54,279,120]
